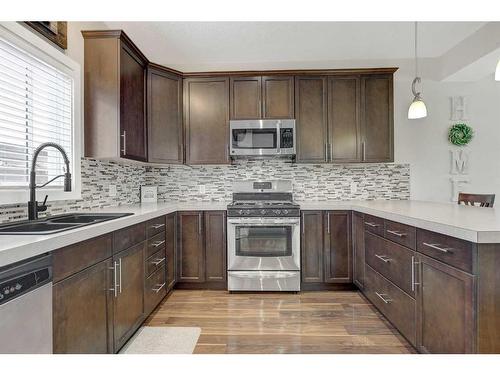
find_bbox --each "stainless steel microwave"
[229,119,296,157]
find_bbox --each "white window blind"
[0,35,73,189]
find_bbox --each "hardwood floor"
[145,290,416,354]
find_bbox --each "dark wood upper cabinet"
[324,211,352,283]
[166,213,176,291]
[147,65,183,164]
[113,242,145,352]
[82,30,147,162]
[361,74,394,162]
[177,211,205,282]
[230,76,262,119]
[53,258,113,354]
[204,211,227,282]
[295,76,328,163]
[416,253,475,354]
[184,77,230,164]
[262,76,295,118]
[328,76,361,162]
[301,211,324,283]
[352,211,365,289]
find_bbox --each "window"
[0,35,73,188]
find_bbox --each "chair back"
[458,193,495,208]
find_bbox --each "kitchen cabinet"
[144,216,167,316]
[82,30,147,162]
[352,211,365,289]
[184,77,230,164]
[230,75,294,120]
[53,258,113,354]
[295,76,328,163]
[166,213,177,291]
[415,253,475,354]
[360,74,394,162]
[112,242,145,352]
[147,64,183,164]
[301,210,351,286]
[177,211,227,287]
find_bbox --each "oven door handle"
[227,219,300,226]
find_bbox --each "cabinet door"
[262,76,294,118]
[301,211,324,283]
[166,213,176,291]
[329,76,361,162]
[120,43,147,161]
[416,254,475,353]
[295,76,328,163]
[352,211,365,289]
[184,77,230,164]
[361,74,393,162]
[177,211,205,282]
[53,259,113,354]
[147,66,183,164]
[230,76,262,119]
[205,211,227,282]
[113,242,145,352]
[324,211,352,283]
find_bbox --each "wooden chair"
[458,193,496,207]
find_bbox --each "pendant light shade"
[408,22,427,120]
[495,59,500,81]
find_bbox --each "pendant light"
[495,59,500,81]
[408,22,428,119]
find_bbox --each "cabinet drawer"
[144,266,166,314]
[113,223,146,254]
[147,216,166,238]
[363,214,384,236]
[146,231,166,259]
[365,265,416,346]
[365,232,416,297]
[384,220,416,249]
[416,229,474,273]
[53,234,112,283]
[145,248,166,277]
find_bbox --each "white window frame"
[0,22,81,205]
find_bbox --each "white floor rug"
[120,327,201,354]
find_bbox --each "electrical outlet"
[350,182,358,195]
[198,185,206,194]
[109,184,117,197]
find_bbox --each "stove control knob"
[274,210,281,215]
[245,210,251,215]
[260,209,266,215]
[238,210,243,215]
[283,210,289,215]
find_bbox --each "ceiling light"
[408,22,427,120]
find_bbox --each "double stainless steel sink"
[0,213,133,235]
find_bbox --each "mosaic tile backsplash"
[0,158,410,223]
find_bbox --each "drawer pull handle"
[375,292,392,304]
[386,229,407,237]
[152,282,166,293]
[375,254,391,263]
[151,257,165,266]
[365,222,380,228]
[423,242,453,253]
[151,223,165,229]
[152,240,165,248]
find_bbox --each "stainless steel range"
[227,180,300,291]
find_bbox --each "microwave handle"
[276,121,281,154]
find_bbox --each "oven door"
[227,217,300,271]
[230,120,279,156]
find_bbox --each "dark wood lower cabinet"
[352,212,365,289]
[177,211,204,282]
[113,242,145,352]
[53,259,113,354]
[324,211,352,283]
[166,213,176,291]
[301,211,324,283]
[205,211,227,282]
[416,253,475,354]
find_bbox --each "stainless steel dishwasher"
[0,254,52,353]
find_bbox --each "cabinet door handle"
[151,257,165,266]
[121,131,127,155]
[330,143,333,160]
[411,256,420,292]
[386,229,407,237]
[118,258,122,294]
[375,292,392,304]
[152,240,165,248]
[375,254,391,263]
[362,141,366,161]
[151,223,165,229]
[325,143,328,161]
[364,221,379,228]
[109,261,118,298]
[198,213,202,235]
[152,282,166,293]
[326,213,330,234]
[423,242,452,253]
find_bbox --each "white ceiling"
[103,21,486,72]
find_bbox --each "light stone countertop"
[1,199,500,268]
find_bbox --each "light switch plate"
[199,185,206,194]
[109,184,117,197]
[141,186,158,203]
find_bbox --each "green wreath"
[448,123,473,146]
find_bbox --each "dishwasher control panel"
[0,260,51,305]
